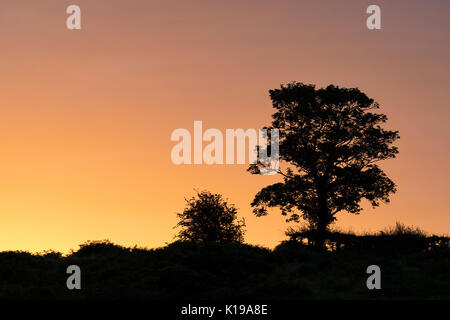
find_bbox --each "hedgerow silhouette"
[0,227,448,299]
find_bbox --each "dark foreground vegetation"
[0,227,448,300]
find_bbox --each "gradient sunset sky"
[0,0,449,253]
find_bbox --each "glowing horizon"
[0,0,449,253]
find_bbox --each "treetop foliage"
[249,82,399,231]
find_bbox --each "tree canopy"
[249,82,399,231]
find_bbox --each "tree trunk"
[315,218,327,250]
[316,185,329,249]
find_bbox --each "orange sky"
[0,0,449,253]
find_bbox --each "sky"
[0,0,449,253]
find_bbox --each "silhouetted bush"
[71,240,130,257]
[174,191,246,243]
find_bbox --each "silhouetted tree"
[175,191,245,243]
[249,82,399,234]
